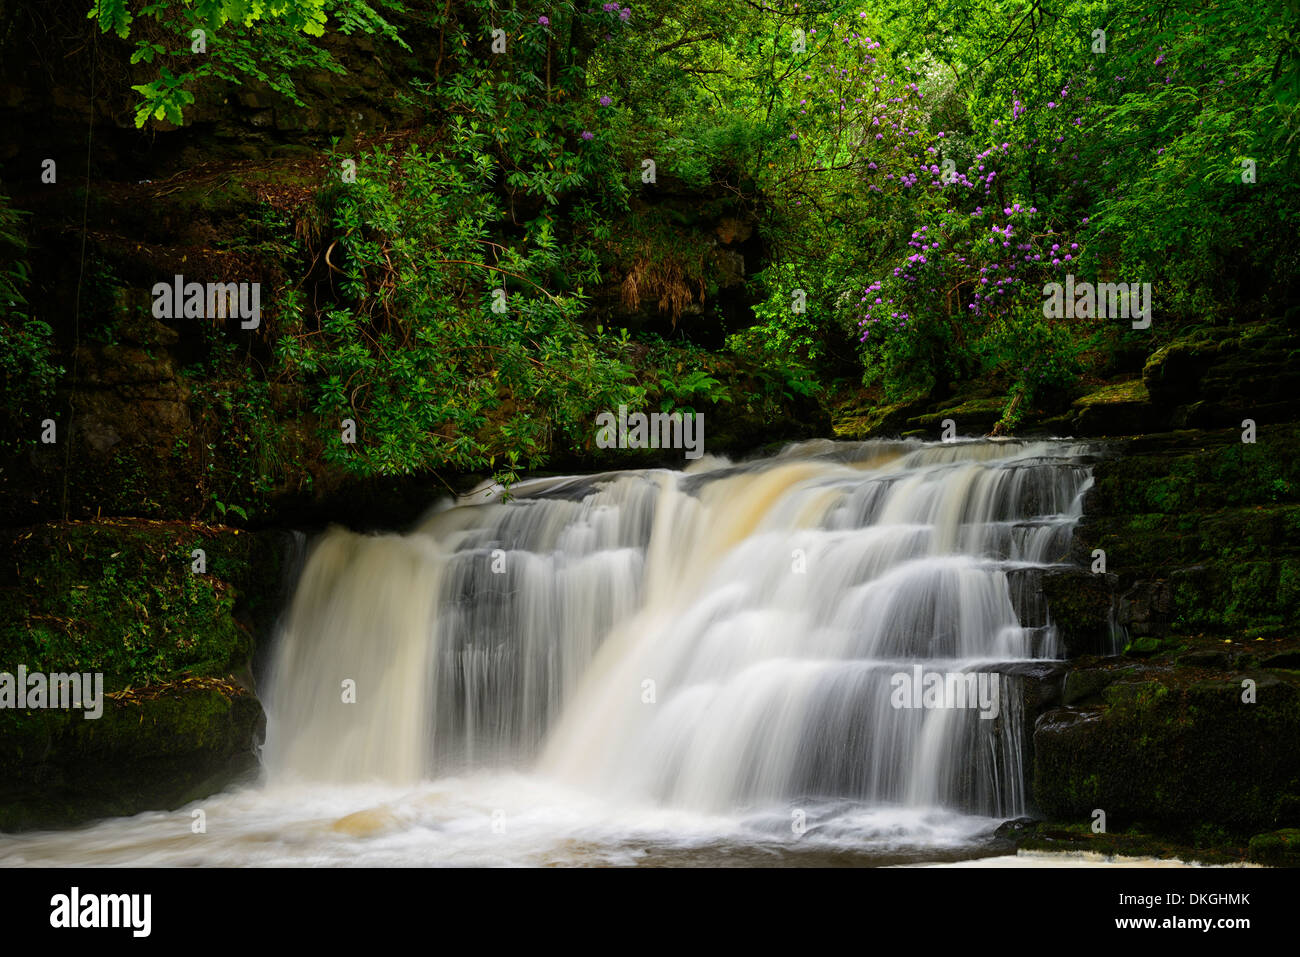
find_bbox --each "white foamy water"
[3,438,1149,867]
[0,777,1020,867]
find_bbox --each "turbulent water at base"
[2,438,1138,868]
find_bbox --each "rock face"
[1032,666,1300,837]
[1069,424,1300,638]
[1067,324,1300,437]
[0,521,289,830]
[0,683,265,831]
[1040,568,1119,658]
[586,184,770,348]
[1025,418,1300,854]
[0,19,821,531]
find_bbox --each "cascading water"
[266,438,1093,819]
[0,437,1100,867]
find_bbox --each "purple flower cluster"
[782,12,1211,357]
[855,102,1092,341]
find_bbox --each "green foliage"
[0,527,255,688]
[90,0,406,127]
[0,193,62,457]
[277,120,639,477]
[881,0,1300,315]
[186,372,286,523]
[73,0,1300,479]
[640,336,733,410]
[798,0,1297,413]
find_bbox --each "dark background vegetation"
[2,0,1297,529]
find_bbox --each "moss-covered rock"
[1142,335,1231,406]
[1071,379,1165,435]
[1041,568,1118,657]
[1062,667,1122,705]
[0,679,264,831]
[1033,654,1300,838]
[994,817,1248,865]
[906,395,1006,434]
[1247,828,1300,865]
[1066,425,1300,644]
[0,520,284,689]
[0,520,284,830]
[1125,635,1162,655]
[832,390,929,439]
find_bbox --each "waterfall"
[263,438,1094,824]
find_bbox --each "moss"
[1247,829,1300,865]
[1062,668,1121,705]
[1086,426,1300,518]
[1167,562,1285,633]
[907,394,1006,432]
[0,521,283,830]
[1278,558,1300,611]
[1034,665,1300,838]
[1082,506,1300,583]
[1070,426,1300,645]
[0,681,264,832]
[999,819,1247,865]
[832,391,927,438]
[1068,378,1166,435]
[1073,379,1150,407]
[0,520,282,691]
[1125,636,1161,656]
[1041,568,1116,657]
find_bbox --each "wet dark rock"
[1263,651,1300,669]
[1042,568,1117,657]
[1034,667,1300,836]
[1116,580,1173,638]
[0,685,264,832]
[990,661,1068,721]
[1142,336,1231,407]
[1062,668,1122,705]
[992,817,1038,840]
[1174,649,1232,669]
